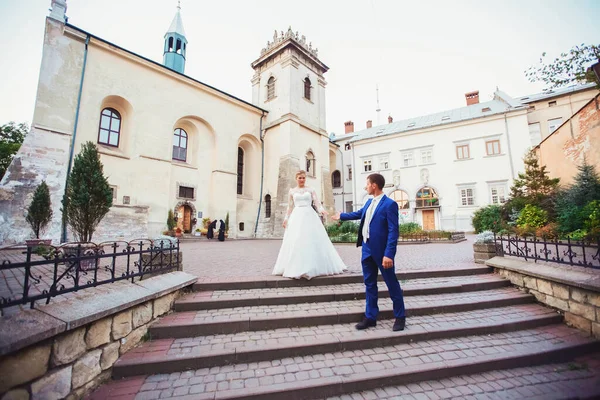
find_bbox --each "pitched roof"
[516,82,597,103]
[335,91,526,144]
[167,9,186,37]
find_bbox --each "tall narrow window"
[348,166,352,180]
[168,37,174,51]
[306,151,316,177]
[363,159,372,172]
[456,144,470,160]
[304,77,311,100]
[172,128,188,161]
[237,147,244,195]
[265,194,272,218]
[267,77,275,100]
[176,39,182,54]
[98,108,121,147]
[460,187,475,206]
[332,170,341,188]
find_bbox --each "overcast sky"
[0,0,598,134]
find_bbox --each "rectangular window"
[379,157,389,170]
[363,160,372,172]
[490,185,507,204]
[485,140,501,156]
[548,100,557,107]
[345,201,353,213]
[456,144,470,160]
[548,117,563,134]
[460,188,475,206]
[528,123,542,146]
[348,166,352,180]
[420,149,433,164]
[401,151,413,167]
[179,186,194,199]
[110,186,117,200]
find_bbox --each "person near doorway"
[218,219,226,242]
[207,220,217,239]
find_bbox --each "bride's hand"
[321,210,329,217]
[283,220,287,229]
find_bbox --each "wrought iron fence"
[0,239,180,310]
[329,231,466,243]
[494,234,600,269]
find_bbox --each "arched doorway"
[174,201,197,233]
[389,189,410,223]
[415,186,439,231]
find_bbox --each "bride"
[272,170,348,280]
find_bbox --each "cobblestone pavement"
[92,324,596,399]
[179,236,478,282]
[324,355,600,400]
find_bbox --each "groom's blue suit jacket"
[340,195,399,265]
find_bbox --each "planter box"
[25,239,52,251]
[473,242,497,264]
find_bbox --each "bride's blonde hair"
[295,170,307,178]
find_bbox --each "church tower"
[251,28,333,237]
[163,2,188,74]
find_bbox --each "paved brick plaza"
[180,236,478,281]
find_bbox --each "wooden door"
[422,210,435,231]
[183,207,192,233]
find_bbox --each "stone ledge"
[486,257,600,294]
[0,271,197,356]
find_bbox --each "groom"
[332,173,406,331]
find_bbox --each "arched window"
[98,108,121,147]
[176,39,182,54]
[306,151,316,178]
[390,190,410,209]
[304,77,311,100]
[416,186,439,208]
[267,77,275,100]
[172,128,188,161]
[265,194,271,218]
[332,170,341,188]
[237,147,244,195]
[168,37,174,51]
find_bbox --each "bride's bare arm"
[283,189,294,228]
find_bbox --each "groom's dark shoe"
[355,318,376,330]
[393,317,406,332]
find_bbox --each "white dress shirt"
[362,193,384,242]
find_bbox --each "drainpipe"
[336,146,345,210]
[254,111,266,236]
[351,140,357,210]
[61,34,91,243]
[504,113,516,181]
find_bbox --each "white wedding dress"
[272,187,348,280]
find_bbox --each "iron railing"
[494,234,600,269]
[0,239,180,310]
[329,231,466,243]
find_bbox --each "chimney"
[366,120,372,129]
[388,115,393,123]
[465,91,479,106]
[344,121,354,134]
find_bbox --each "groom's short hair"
[367,173,385,190]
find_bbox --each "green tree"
[525,43,600,89]
[167,209,176,231]
[505,150,560,218]
[471,205,503,233]
[62,142,113,242]
[556,160,600,234]
[225,212,230,232]
[0,122,28,180]
[25,181,53,239]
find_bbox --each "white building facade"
[332,91,531,232]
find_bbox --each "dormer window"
[304,77,311,101]
[408,122,416,128]
[482,107,491,112]
[442,116,450,121]
[267,77,275,101]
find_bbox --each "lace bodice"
[284,187,324,220]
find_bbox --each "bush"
[399,222,422,235]
[167,210,176,231]
[535,223,559,239]
[567,229,588,241]
[474,230,495,244]
[326,223,341,236]
[471,205,503,233]
[582,200,600,239]
[339,221,359,234]
[25,181,53,239]
[516,204,548,230]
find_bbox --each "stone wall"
[0,273,195,400]
[92,205,150,243]
[488,257,600,339]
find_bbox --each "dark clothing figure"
[207,220,217,239]
[218,219,226,242]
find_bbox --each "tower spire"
[163,2,188,74]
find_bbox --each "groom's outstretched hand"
[382,256,394,269]
[331,212,341,221]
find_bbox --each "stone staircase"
[90,266,600,399]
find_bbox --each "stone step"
[93,324,600,400]
[113,304,561,378]
[150,288,534,338]
[192,265,492,291]
[321,354,600,400]
[176,274,510,311]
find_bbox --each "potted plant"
[194,228,201,237]
[25,181,53,249]
[61,142,112,270]
[473,230,497,264]
[175,227,183,238]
